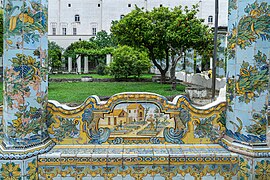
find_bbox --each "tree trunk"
[170,65,176,81]
[160,71,166,84]
[149,48,170,84]
[169,53,183,90]
[170,67,177,90]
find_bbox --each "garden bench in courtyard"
[37,92,243,179]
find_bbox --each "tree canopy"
[89,30,116,48]
[48,41,64,72]
[111,5,213,82]
[110,45,151,79]
[63,40,98,59]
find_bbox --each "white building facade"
[48,0,228,48]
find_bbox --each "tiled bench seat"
[38,144,239,179]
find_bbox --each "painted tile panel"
[3,0,49,148]
[226,0,269,144]
[46,94,226,145]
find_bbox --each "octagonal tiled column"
[2,0,50,149]
[224,0,269,155]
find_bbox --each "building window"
[128,4,131,7]
[73,28,77,35]
[92,28,97,35]
[98,4,100,7]
[68,4,71,7]
[208,16,213,23]
[62,28,66,35]
[75,14,80,22]
[52,28,56,35]
[120,15,125,19]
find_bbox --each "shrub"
[109,46,151,79]
[96,63,107,75]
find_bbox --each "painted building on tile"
[102,109,128,126]
[127,103,145,122]
[48,0,228,48]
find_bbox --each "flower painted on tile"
[235,51,269,104]
[238,157,250,180]
[246,107,267,136]
[26,159,38,180]
[0,162,21,180]
[44,173,57,180]
[255,160,270,179]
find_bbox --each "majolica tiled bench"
[38,144,239,179]
[38,93,241,179]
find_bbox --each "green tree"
[167,6,213,79]
[65,32,116,73]
[111,5,213,82]
[48,41,64,72]
[0,9,3,56]
[110,45,151,79]
[89,30,116,48]
[63,40,98,72]
[64,40,97,59]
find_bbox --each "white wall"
[48,0,228,48]
[176,71,226,90]
[48,35,95,49]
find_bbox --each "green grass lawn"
[0,81,185,104]
[50,73,154,79]
[48,82,185,104]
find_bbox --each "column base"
[220,135,270,157]
[0,139,55,160]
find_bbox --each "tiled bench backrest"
[47,93,226,145]
[47,93,226,144]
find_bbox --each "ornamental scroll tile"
[46,93,226,145]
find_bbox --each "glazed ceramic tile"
[225,0,269,145]
[3,0,50,149]
[1,1,269,179]
[172,174,185,180]
[92,176,105,180]
[45,93,227,145]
